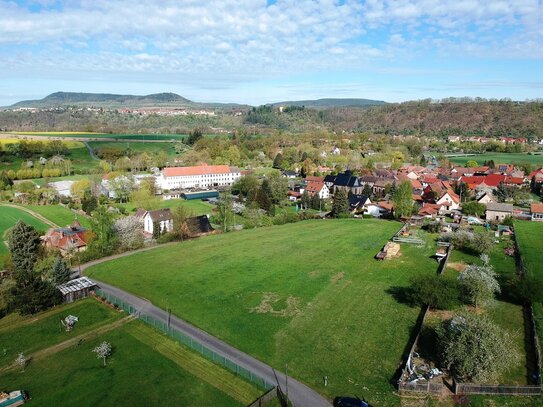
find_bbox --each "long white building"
[157,164,241,190]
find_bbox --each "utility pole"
[285,364,289,401]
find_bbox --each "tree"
[436,313,519,382]
[392,181,414,218]
[152,220,161,239]
[459,265,500,308]
[461,201,486,217]
[216,191,235,232]
[93,341,112,366]
[70,179,91,202]
[310,193,322,211]
[362,183,372,198]
[233,175,260,203]
[109,176,135,203]
[82,191,98,215]
[172,204,193,239]
[114,216,144,250]
[331,188,349,217]
[130,187,159,210]
[88,206,117,257]
[15,352,26,372]
[465,160,479,168]
[272,153,283,169]
[301,190,310,210]
[49,256,71,286]
[267,172,289,204]
[258,179,274,215]
[187,128,203,145]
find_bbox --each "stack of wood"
[383,242,401,259]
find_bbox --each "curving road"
[91,278,331,407]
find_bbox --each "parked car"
[333,396,371,407]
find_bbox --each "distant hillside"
[9,91,249,110]
[271,98,386,109]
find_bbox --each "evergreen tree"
[362,183,372,198]
[49,256,71,286]
[310,193,322,211]
[187,128,203,145]
[82,191,98,214]
[301,190,310,209]
[331,189,349,217]
[258,180,273,215]
[153,221,161,239]
[8,221,61,315]
[272,153,283,169]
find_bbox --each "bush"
[405,274,461,310]
[156,233,177,244]
[439,230,493,255]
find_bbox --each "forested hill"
[2,97,543,137]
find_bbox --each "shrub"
[405,274,461,310]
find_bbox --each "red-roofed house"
[531,203,543,222]
[305,180,330,199]
[436,189,460,211]
[158,164,241,190]
[42,220,88,256]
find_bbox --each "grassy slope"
[88,141,178,157]
[87,219,439,405]
[0,206,49,267]
[448,152,543,166]
[0,320,247,407]
[515,221,543,284]
[23,205,91,229]
[0,298,121,368]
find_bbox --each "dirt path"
[83,141,100,160]
[0,315,134,373]
[0,203,59,228]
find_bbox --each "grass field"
[118,198,215,216]
[0,206,49,267]
[0,299,260,406]
[87,219,440,405]
[23,205,91,228]
[0,298,121,368]
[446,152,543,166]
[515,221,543,284]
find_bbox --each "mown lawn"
[87,141,178,157]
[515,221,543,284]
[24,205,91,229]
[87,219,439,405]
[0,319,252,407]
[118,198,215,216]
[0,298,122,368]
[0,206,49,267]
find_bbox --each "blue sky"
[0,0,542,106]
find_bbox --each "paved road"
[92,279,331,407]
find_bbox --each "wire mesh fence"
[95,288,274,391]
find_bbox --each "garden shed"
[57,277,96,303]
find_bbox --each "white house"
[138,208,174,235]
[436,190,460,211]
[531,203,543,222]
[157,164,241,191]
[305,181,330,199]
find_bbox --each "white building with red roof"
[158,164,241,191]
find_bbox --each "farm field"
[446,152,543,166]
[0,299,260,406]
[0,205,49,267]
[118,198,215,216]
[87,219,439,405]
[23,205,91,228]
[6,132,188,141]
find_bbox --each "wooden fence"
[247,387,278,407]
[436,244,453,275]
[392,223,425,245]
[399,380,443,395]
